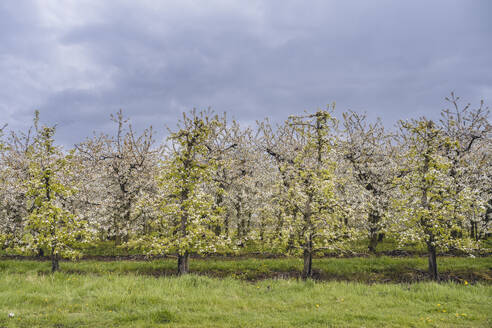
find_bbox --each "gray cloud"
[1,0,491,146]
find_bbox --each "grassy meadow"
[0,257,491,327]
[1,256,491,283]
[1,240,491,327]
[0,270,491,327]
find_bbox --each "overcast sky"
[1,0,491,145]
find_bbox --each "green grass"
[0,270,490,327]
[1,256,491,283]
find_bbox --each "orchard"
[0,94,490,281]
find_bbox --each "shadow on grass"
[55,266,491,284]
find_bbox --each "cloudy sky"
[1,0,491,145]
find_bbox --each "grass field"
[0,270,491,327]
[0,257,491,327]
[1,256,491,283]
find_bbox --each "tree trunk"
[302,248,312,279]
[178,185,189,276]
[224,214,229,236]
[177,251,189,275]
[485,199,492,238]
[367,212,380,253]
[368,234,378,253]
[302,195,313,280]
[115,234,122,246]
[214,188,224,236]
[235,198,243,241]
[473,221,479,241]
[259,221,265,241]
[421,148,438,281]
[427,245,438,281]
[51,252,59,273]
[246,211,252,235]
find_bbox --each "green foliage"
[263,109,354,258]
[133,110,227,257]
[394,119,479,253]
[0,266,490,327]
[16,114,89,260]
